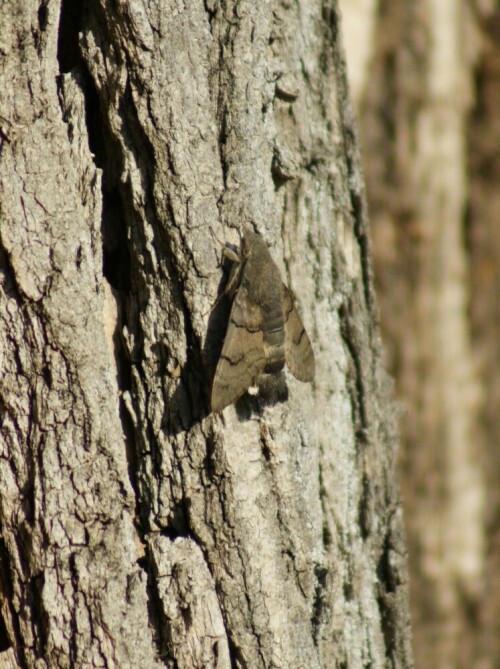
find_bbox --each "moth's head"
[241,229,267,259]
[240,232,252,259]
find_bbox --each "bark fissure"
[339,302,369,440]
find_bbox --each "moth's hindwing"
[282,284,315,382]
[211,282,268,413]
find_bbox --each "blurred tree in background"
[339,1,500,668]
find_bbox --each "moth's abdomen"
[263,307,285,374]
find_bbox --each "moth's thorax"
[242,235,285,373]
[243,248,283,311]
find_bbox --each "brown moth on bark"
[211,230,315,412]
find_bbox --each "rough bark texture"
[340,0,500,668]
[0,1,413,668]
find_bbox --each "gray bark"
[0,1,413,668]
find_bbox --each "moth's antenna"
[209,227,239,264]
[204,228,240,318]
[209,227,226,255]
[247,220,259,235]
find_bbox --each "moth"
[211,229,315,412]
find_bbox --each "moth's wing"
[282,284,315,382]
[211,289,268,412]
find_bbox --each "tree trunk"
[468,5,500,668]
[340,1,500,667]
[0,1,413,667]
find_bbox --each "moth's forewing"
[211,231,314,413]
[211,283,268,412]
[282,284,315,382]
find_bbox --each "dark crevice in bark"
[313,458,332,643]
[144,546,177,669]
[377,532,397,595]
[80,69,107,170]
[0,538,16,657]
[377,590,397,662]
[0,611,10,652]
[33,0,50,56]
[37,1,49,34]
[271,148,297,189]
[102,191,131,293]
[0,243,27,308]
[28,573,47,660]
[350,190,376,314]
[67,553,80,667]
[217,106,230,195]
[165,331,210,431]
[203,0,217,25]
[376,517,408,663]
[214,13,235,211]
[311,563,328,645]
[321,1,339,41]
[338,302,369,441]
[57,0,85,74]
[358,472,372,541]
[224,636,242,669]
[343,579,354,602]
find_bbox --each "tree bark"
[0,1,413,667]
